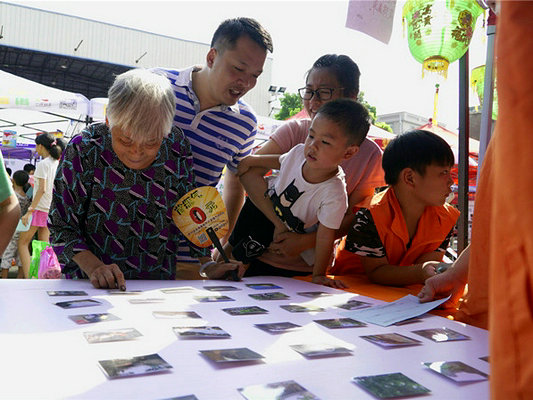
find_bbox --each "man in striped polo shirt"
[154,18,273,276]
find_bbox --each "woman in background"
[18,133,65,278]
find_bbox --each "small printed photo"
[98,353,173,379]
[280,304,324,313]
[249,292,290,301]
[479,356,489,363]
[128,298,166,304]
[314,318,367,329]
[107,289,143,295]
[290,343,353,358]
[352,372,431,399]
[84,328,142,344]
[412,327,471,342]
[68,313,120,325]
[254,322,302,334]
[246,283,282,290]
[296,291,332,298]
[238,380,319,400]
[47,290,88,296]
[173,326,231,339]
[152,311,202,319]
[203,285,240,292]
[423,361,489,382]
[159,396,198,400]
[55,299,102,309]
[336,299,372,311]
[222,306,268,316]
[200,347,264,363]
[194,295,235,303]
[160,287,196,294]
[394,317,423,326]
[360,333,422,348]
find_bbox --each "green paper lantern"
[403,0,484,77]
[471,65,498,120]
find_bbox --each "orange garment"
[463,3,533,399]
[332,188,459,274]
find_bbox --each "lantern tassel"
[432,84,440,126]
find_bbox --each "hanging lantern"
[403,0,484,78]
[471,65,498,120]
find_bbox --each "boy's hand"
[204,260,246,281]
[312,275,347,289]
[270,231,305,257]
[236,155,256,177]
[420,261,439,281]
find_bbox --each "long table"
[0,277,488,399]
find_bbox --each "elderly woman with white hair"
[49,69,241,289]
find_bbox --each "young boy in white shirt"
[222,99,370,288]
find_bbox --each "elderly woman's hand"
[89,263,126,290]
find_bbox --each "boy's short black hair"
[315,99,370,146]
[211,17,273,53]
[23,163,35,173]
[382,129,455,185]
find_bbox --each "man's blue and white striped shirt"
[154,66,258,261]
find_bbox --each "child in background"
[1,171,31,278]
[340,130,459,286]
[18,133,65,278]
[223,99,370,288]
[23,163,35,198]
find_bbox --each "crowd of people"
[0,3,531,397]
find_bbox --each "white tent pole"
[477,10,497,177]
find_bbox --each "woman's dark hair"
[382,130,455,185]
[35,133,65,160]
[13,170,30,193]
[306,54,361,98]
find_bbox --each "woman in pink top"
[240,54,385,273]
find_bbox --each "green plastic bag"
[29,240,49,279]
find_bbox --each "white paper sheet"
[340,294,451,326]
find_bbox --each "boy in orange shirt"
[340,130,459,286]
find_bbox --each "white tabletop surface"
[0,277,489,400]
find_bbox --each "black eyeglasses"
[298,87,344,101]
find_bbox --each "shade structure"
[471,65,498,120]
[403,0,484,77]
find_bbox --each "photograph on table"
[128,298,165,304]
[68,313,120,325]
[173,326,231,339]
[222,306,269,316]
[200,348,264,363]
[249,292,290,301]
[160,287,197,294]
[313,318,367,329]
[55,299,102,309]
[360,333,422,348]
[297,291,332,298]
[412,327,471,342]
[98,353,173,379]
[246,283,282,290]
[336,299,372,310]
[423,361,489,382]
[84,328,142,344]
[203,285,241,292]
[352,372,431,399]
[47,290,88,297]
[238,380,319,400]
[290,343,353,358]
[280,304,325,313]
[254,322,302,334]
[152,311,202,319]
[194,295,235,303]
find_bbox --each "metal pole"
[457,50,470,253]
[477,9,497,175]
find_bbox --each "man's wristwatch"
[199,260,217,278]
